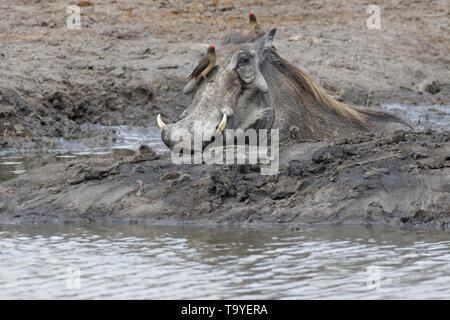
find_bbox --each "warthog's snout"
[157,113,227,151]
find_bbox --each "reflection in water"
[0,224,449,299]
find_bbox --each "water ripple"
[0,224,449,299]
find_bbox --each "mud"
[0,1,449,228]
[0,130,449,229]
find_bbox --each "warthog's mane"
[267,52,411,133]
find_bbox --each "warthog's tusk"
[157,114,166,130]
[216,113,227,135]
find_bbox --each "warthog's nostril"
[157,114,166,130]
[215,113,227,135]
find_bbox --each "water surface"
[0,224,449,299]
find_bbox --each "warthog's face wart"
[159,30,277,151]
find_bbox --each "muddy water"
[380,103,450,130]
[0,125,169,183]
[0,224,449,299]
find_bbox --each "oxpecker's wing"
[187,56,211,80]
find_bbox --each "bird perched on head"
[248,13,263,36]
[183,45,216,94]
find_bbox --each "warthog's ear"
[255,28,277,60]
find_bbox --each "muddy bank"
[1,130,448,229]
[1,0,449,150]
[0,1,449,229]
[0,75,191,150]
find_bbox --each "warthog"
[157,24,410,151]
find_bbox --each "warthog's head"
[158,29,278,151]
[157,19,411,151]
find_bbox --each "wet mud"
[0,1,448,228]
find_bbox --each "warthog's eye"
[238,55,249,65]
[230,50,257,85]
